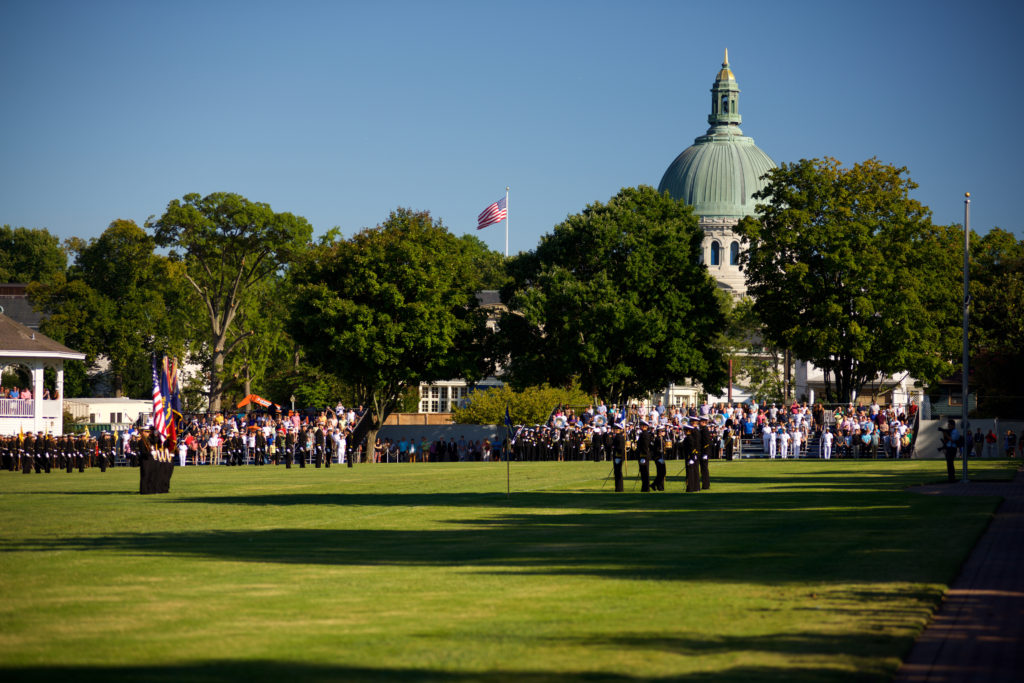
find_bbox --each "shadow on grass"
[0,659,892,683]
[3,490,993,585]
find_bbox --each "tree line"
[3,157,1021,429]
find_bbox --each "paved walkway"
[895,467,1024,682]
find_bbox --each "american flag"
[476,196,507,230]
[151,358,166,443]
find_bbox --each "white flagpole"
[504,186,509,257]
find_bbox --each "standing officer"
[610,422,626,492]
[698,416,712,490]
[285,426,297,468]
[651,426,667,491]
[314,425,326,468]
[636,420,652,492]
[682,422,701,492]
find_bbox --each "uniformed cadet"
[652,426,667,491]
[314,426,326,468]
[255,428,267,466]
[610,422,626,492]
[285,427,296,468]
[698,416,712,489]
[636,421,652,492]
[36,432,50,473]
[683,423,701,492]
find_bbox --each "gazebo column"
[55,363,65,436]
[31,359,44,434]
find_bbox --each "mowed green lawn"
[0,459,1016,682]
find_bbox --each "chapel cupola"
[707,48,742,132]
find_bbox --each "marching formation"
[1,431,112,474]
[509,412,729,493]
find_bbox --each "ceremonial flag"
[152,358,166,443]
[161,356,181,443]
[504,405,512,431]
[476,196,507,230]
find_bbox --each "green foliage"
[498,186,726,403]
[451,383,591,425]
[28,220,187,397]
[288,208,491,430]
[0,224,66,284]
[717,296,785,403]
[737,158,960,403]
[969,228,1024,415]
[456,233,511,290]
[148,192,314,412]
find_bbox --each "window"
[710,241,721,266]
[730,241,740,265]
[721,95,729,113]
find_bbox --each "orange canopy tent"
[236,394,280,410]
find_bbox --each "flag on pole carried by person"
[152,357,166,443]
[476,196,507,230]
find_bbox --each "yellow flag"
[18,424,24,443]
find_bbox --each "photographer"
[938,418,962,483]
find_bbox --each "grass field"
[0,459,1017,682]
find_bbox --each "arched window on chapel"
[730,241,740,265]
[710,241,721,266]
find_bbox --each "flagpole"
[504,186,509,258]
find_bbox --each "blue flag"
[504,406,512,430]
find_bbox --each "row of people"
[0,432,112,473]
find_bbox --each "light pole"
[961,193,970,483]
[290,394,296,413]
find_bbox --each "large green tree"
[28,220,186,397]
[968,227,1024,415]
[148,192,313,412]
[0,225,66,285]
[288,208,491,459]
[736,157,960,403]
[497,185,726,403]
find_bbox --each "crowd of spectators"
[1,385,56,400]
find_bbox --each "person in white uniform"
[821,429,834,460]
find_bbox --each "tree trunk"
[209,342,226,414]
[243,366,252,414]
[364,427,378,464]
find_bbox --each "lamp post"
[290,394,296,413]
[961,193,970,484]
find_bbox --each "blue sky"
[2,0,1021,256]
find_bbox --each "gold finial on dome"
[717,49,734,81]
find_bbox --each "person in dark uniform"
[683,423,701,492]
[698,417,712,490]
[723,420,735,461]
[138,427,155,494]
[97,432,110,472]
[314,426,325,468]
[255,428,267,466]
[635,421,652,492]
[1,435,11,471]
[35,432,50,473]
[284,427,296,468]
[651,426,668,491]
[610,422,626,492]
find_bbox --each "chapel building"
[657,50,775,296]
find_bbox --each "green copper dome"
[658,50,776,218]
